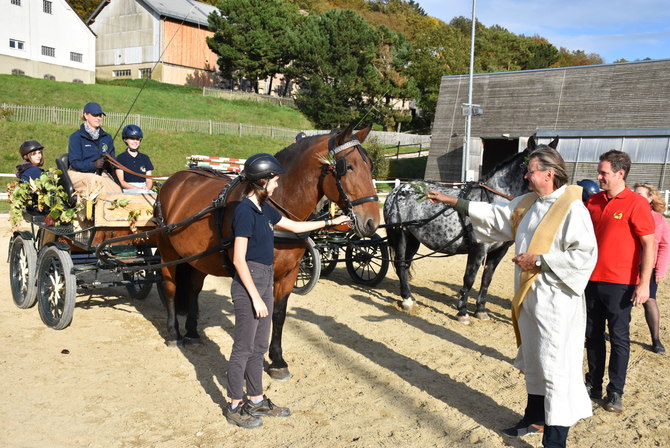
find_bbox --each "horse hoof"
[401,298,415,311]
[475,311,490,320]
[183,336,202,346]
[165,340,180,348]
[457,314,471,325]
[267,368,293,381]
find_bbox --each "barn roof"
[88,0,218,27]
[440,58,670,80]
[537,128,670,138]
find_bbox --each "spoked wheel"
[345,233,389,286]
[123,270,153,300]
[9,235,39,309]
[293,237,321,295]
[37,246,77,330]
[318,242,340,277]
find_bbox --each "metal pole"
[462,0,477,182]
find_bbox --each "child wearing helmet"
[115,124,154,193]
[224,153,351,429]
[16,140,45,182]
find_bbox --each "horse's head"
[483,134,559,197]
[318,125,380,237]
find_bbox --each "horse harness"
[387,181,510,265]
[322,136,379,223]
[100,135,381,273]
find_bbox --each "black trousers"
[524,394,569,448]
[585,281,635,395]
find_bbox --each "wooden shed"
[427,59,670,187]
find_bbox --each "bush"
[364,137,389,179]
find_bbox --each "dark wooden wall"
[428,59,670,182]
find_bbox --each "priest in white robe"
[427,145,597,448]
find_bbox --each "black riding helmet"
[242,153,285,182]
[122,124,143,140]
[577,179,600,202]
[19,140,44,158]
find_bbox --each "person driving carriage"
[67,102,122,197]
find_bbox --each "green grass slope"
[0,75,312,129]
[0,121,289,176]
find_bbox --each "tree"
[371,26,418,131]
[552,48,604,67]
[407,20,468,129]
[207,0,300,94]
[292,9,381,128]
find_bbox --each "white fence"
[0,103,432,146]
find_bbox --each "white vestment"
[468,185,597,426]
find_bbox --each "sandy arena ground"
[1,221,668,448]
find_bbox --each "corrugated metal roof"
[536,128,670,138]
[141,0,217,26]
[441,58,670,80]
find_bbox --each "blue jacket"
[16,162,43,182]
[68,124,116,173]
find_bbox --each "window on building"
[9,39,25,50]
[113,69,131,77]
[12,69,25,75]
[43,0,52,14]
[44,74,55,81]
[70,52,83,63]
[139,68,152,79]
[73,79,83,83]
[41,46,55,57]
[11,0,21,6]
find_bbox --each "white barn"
[0,0,96,83]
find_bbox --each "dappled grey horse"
[384,137,557,322]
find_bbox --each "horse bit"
[324,137,379,225]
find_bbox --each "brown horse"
[155,125,380,379]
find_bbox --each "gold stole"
[510,185,583,347]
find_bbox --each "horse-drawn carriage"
[292,214,389,295]
[8,155,160,330]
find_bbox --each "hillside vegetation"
[0,75,310,176]
[0,76,312,129]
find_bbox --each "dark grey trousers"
[226,261,274,400]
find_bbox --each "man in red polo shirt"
[585,150,655,413]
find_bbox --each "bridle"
[323,136,379,223]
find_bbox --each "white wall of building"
[0,0,96,82]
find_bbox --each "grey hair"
[528,145,569,189]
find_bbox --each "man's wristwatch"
[535,255,542,267]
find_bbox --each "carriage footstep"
[268,368,293,381]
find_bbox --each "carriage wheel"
[36,246,77,330]
[319,242,339,277]
[9,235,38,309]
[123,270,153,300]
[293,237,321,295]
[345,233,389,286]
